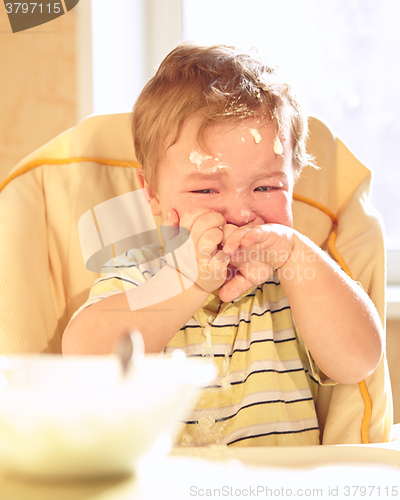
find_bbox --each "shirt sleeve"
[71,244,166,320]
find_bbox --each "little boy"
[63,43,383,446]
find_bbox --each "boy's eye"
[254,186,274,192]
[191,189,215,194]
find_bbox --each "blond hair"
[131,42,312,186]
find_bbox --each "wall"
[0,6,77,182]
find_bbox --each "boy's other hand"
[223,223,294,269]
[218,224,294,302]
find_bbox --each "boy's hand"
[162,208,231,293]
[219,224,294,302]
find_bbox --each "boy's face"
[144,113,295,228]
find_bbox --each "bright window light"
[91,0,146,115]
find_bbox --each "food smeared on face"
[249,128,262,144]
[189,150,213,169]
[189,150,231,173]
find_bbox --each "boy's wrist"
[276,231,316,282]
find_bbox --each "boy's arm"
[277,231,383,385]
[222,224,383,385]
[62,276,209,354]
[63,207,230,355]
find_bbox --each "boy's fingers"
[161,208,180,226]
[222,226,252,254]
[239,227,269,248]
[208,250,230,276]
[169,209,180,226]
[221,220,264,250]
[219,272,253,302]
[219,261,274,302]
[197,227,225,260]
[221,223,238,242]
[189,212,226,246]
[239,262,274,285]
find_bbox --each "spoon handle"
[115,329,145,375]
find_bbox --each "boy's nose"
[223,204,258,227]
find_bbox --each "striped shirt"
[77,245,332,447]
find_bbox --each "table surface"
[1,441,400,500]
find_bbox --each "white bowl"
[0,354,215,479]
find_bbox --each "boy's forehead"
[157,112,294,185]
[165,112,277,159]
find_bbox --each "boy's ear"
[135,170,162,216]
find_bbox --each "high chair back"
[0,112,392,445]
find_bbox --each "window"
[78,0,182,118]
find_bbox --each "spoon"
[115,329,145,376]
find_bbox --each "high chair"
[0,112,393,445]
